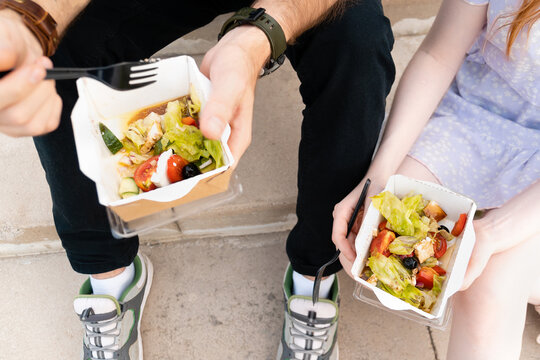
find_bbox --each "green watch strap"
[218,7,287,76]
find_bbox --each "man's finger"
[199,70,246,140]
[0,42,17,70]
[0,79,54,134]
[225,93,253,165]
[0,60,47,109]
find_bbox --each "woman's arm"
[368,0,488,180]
[333,0,488,263]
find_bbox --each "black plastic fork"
[311,178,371,305]
[0,59,159,91]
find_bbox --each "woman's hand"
[460,215,496,290]
[332,176,386,277]
[461,180,540,290]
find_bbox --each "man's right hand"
[0,9,61,137]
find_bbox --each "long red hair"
[499,0,540,55]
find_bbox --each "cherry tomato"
[181,117,198,127]
[134,156,159,192]
[451,213,467,237]
[166,154,189,183]
[370,229,396,257]
[378,220,388,232]
[432,265,447,276]
[433,232,447,258]
[416,267,438,289]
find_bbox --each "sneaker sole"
[276,342,339,360]
[138,254,154,360]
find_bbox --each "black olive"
[402,256,419,270]
[438,225,450,233]
[182,163,201,179]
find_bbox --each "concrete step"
[0,9,438,257]
[0,232,539,359]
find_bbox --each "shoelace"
[288,314,335,357]
[81,309,123,360]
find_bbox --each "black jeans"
[33,0,395,275]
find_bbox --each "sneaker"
[73,253,153,360]
[277,265,340,360]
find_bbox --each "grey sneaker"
[277,265,339,360]
[73,253,153,360]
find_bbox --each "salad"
[361,191,468,313]
[98,94,224,199]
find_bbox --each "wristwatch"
[0,0,59,56]
[219,7,287,77]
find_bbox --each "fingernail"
[29,66,45,83]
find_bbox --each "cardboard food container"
[71,55,235,222]
[351,175,477,323]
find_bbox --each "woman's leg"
[397,155,540,359]
[446,235,540,360]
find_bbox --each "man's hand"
[0,10,61,137]
[199,26,270,166]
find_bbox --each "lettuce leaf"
[368,250,445,312]
[402,193,425,213]
[163,126,204,162]
[163,100,181,133]
[371,191,429,239]
[388,236,418,255]
[204,139,224,168]
[367,253,412,294]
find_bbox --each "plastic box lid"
[107,173,242,238]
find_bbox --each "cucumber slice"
[99,123,123,154]
[121,192,140,199]
[194,157,216,173]
[119,177,140,199]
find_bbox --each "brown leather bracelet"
[0,0,59,56]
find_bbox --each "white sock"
[292,271,335,299]
[90,263,135,300]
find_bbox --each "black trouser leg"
[33,0,250,274]
[285,0,395,276]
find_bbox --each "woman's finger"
[332,202,357,262]
[460,244,491,291]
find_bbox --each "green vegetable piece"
[421,257,438,267]
[118,177,140,199]
[153,139,163,156]
[388,236,419,255]
[99,123,123,154]
[367,252,445,312]
[371,191,429,239]
[204,139,224,168]
[367,253,412,295]
[163,126,204,162]
[163,100,181,132]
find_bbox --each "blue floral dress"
[409,0,540,209]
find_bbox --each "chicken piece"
[118,155,132,167]
[140,112,163,154]
[367,274,378,286]
[423,200,447,221]
[414,236,435,264]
